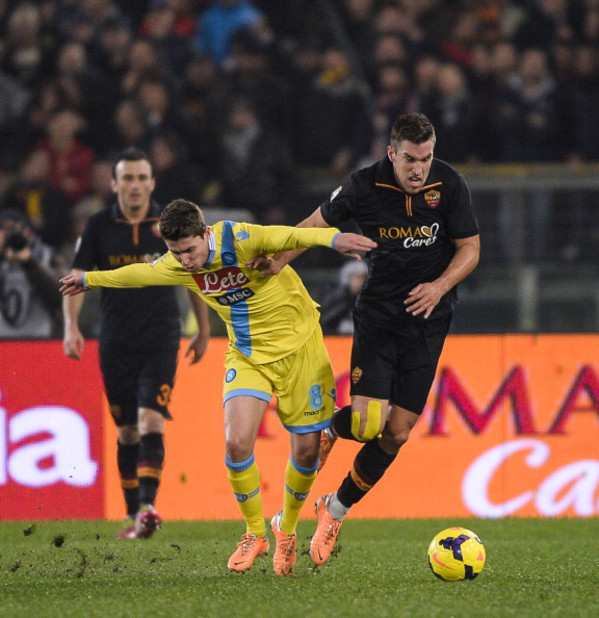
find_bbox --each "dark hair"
[159,199,207,240]
[390,112,435,146]
[112,147,153,178]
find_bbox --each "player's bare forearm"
[435,235,480,291]
[185,290,210,365]
[405,235,480,319]
[62,292,85,360]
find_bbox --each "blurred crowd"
[1,0,599,336]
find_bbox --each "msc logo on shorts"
[225,368,237,383]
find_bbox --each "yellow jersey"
[84,221,341,363]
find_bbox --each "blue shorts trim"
[282,417,333,434]
[223,388,271,404]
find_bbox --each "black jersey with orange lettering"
[72,201,180,346]
[320,156,478,327]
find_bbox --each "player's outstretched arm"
[247,207,329,275]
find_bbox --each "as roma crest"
[351,366,363,385]
[424,190,441,208]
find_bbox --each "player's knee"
[225,434,254,462]
[382,419,417,450]
[386,427,412,449]
[351,400,384,442]
[118,424,139,445]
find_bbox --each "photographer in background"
[0,209,64,339]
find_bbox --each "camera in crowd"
[1,208,33,255]
[4,230,30,252]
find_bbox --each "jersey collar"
[110,200,163,222]
[202,228,216,269]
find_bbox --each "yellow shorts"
[223,326,336,433]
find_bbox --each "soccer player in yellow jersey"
[60,198,376,575]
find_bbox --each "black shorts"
[99,341,179,426]
[349,314,451,414]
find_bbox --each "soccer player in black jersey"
[254,113,480,565]
[62,148,210,539]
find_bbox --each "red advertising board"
[1,336,599,521]
[0,341,105,519]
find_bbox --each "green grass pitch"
[0,518,597,617]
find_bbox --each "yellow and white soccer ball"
[427,526,486,581]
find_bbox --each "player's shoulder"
[430,158,466,186]
[355,158,382,186]
[84,203,119,228]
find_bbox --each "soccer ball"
[427,526,486,581]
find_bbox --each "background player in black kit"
[62,147,210,539]
[253,113,480,565]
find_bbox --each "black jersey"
[320,156,479,327]
[72,201,181,346]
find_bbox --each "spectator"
[294,46,371,178]
[75,0,128,52]
[570,43,599,161]
[0,70,30,171]
[493,47,565,162]
[362,62,413,165]
[513,0,577,51]
[216,98,294,224]
[36,108,95,206]
[121,38,165,95]
[492,47,566,262]
[179,53,222,181]
[5,79,68,173]
[54,40,115,152]
[72,158,115,214]
[1,148,70,249]
[193,0,272,67]
[134,75,190,140]
[214,29,294,140]
[410,54,442,112]
[422,62,487,163]
[138,0,192,72]
[319,260,368,335]
[0,3,53,89]
[337,0,376,62]
[490,39,519,91]
[109,98,151,157]
[0,208,64,339]
[92,16,133,86]
[149,130,204,205]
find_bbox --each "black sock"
[138,432,164,506]
[117,441,139,518]
[337,439,397,507]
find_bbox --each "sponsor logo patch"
[192,267,251,294]
[217,288,255,306]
